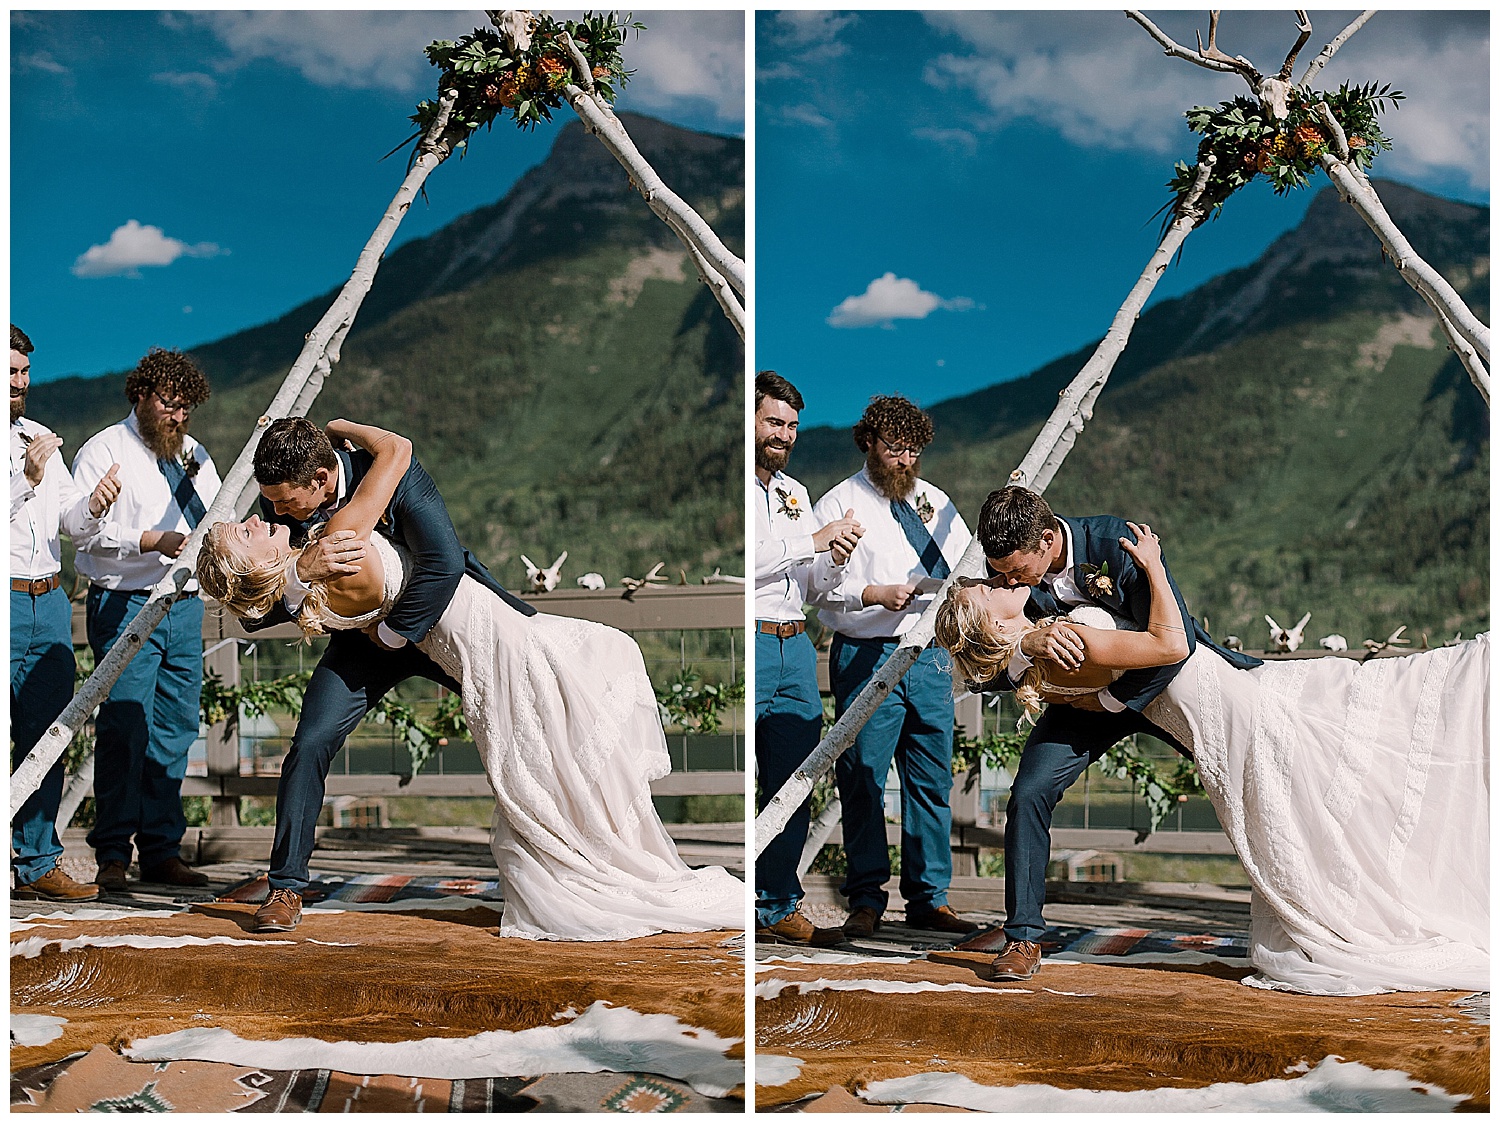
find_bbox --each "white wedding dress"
[1064,606,1489,996]
[314,535,745,941]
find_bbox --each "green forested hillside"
[34,114,745,588]
[790,182,1488,647]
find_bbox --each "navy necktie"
[157,456,206,530]
[890,499,950,579]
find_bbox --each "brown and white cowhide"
[755,951,1487,1111]
[11,904,744,1098]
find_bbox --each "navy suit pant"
[269,633,460,893]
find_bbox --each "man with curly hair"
[72,348,221,892]
[807,395,978,939]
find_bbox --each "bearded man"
[72,348,221,892]
[753,371,863,946]
[807,395,977,939]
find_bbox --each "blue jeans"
[11,586,75,883]
[85,587,203,868]
[829,634,954,914]
[754,628,824,928]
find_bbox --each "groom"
[243,417,533,932]
[972,486,1258,980]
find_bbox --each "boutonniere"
[1080,561,1114,599]
[914,492,935,524]
[775,487,803,521]
[179,449,200,480]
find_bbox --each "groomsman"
[753,371,863,946]
[10,325,121,900]
[72,348,221,892]
[809,395,977,938]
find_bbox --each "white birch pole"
[754,160,1219,856]
[485,14,747,338]
[1314,106,1490,389]
[11,92,468,819]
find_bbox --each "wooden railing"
[68,583,746,825]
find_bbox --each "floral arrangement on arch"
[410,11,644,142]
[1167,81,1404,217]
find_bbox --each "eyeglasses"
[152,391,195,416]
[878,436,920,457]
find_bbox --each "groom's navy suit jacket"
[978,515,1259,712]
[245,447,534,643]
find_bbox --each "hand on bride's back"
[1118,521,1163,569]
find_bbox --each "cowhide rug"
[755,950,1487,1111]
[11,904,744,1106]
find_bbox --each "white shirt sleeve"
[807,487,868,611]
[376,621,408,649]
[755,529,816,582]
[1096,688,1126,713]
[56,453,101,540]
[71,441,142,558]
[11,470,34,518]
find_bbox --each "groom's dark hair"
[254,417,338,489]
[978,486,1055,558]
[755,370,804,411]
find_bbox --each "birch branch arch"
[15,12,747,822]
[759,9,1486,858]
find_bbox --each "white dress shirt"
[1010,518,1124,711]
[755,470,838,622]
[809,467,969,640]
[71,413,221,592]
[11,417,102,579]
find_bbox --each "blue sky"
[12,10,745,383]
[756,11,1489,426]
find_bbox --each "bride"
[935,522,1488,996]
[197,419,744,942]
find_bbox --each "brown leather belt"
[757,619,806,639]
[12,574,61,596]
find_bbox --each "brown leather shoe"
[14,866,101,901]
[904,903,980,935]
[254,888,303,932]
[756,910,845,947]
[139,856,210,888]
[94,859,130,892]
[842,905,883,939]
[990,939,1043,981]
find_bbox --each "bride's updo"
[933,584,1049,721]
[196,523,328,640]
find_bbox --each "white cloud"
[72,220,226,279]
[194,11,483,92]
[828,273,974,329]
[191,11,743,126]
[781,104,833,129]
[617,11,744,126]
[922,11,1488,190]
[16,50,67,75]
[913,126,978,155]
[153,71,218,94]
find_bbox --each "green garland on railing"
[656,667,746,735]
[200,670,468,783]
[951,726,1204,842]
[1167,81,1403,217]
[200,662,743,781]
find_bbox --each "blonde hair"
[196,522,329,641]
[933,584,1050,722]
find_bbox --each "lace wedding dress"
[1064,606,1489,995]
[315,535,745,941]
